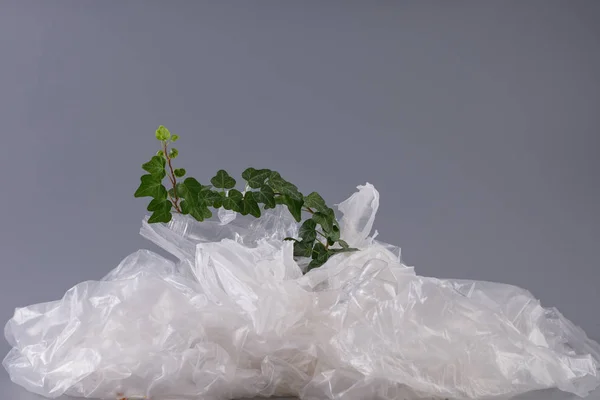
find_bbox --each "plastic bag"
[3,183,599,399]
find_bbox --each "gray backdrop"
[1,1,599,399]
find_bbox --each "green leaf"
[142,156,166,178]
[198,188,223,207]
[171,134,179,142]
[328,247,359,255]
[328,224,341,243]
[304,192,328,213]
[307,258,327,271]
[293,240,313,258]
[280,194,303,222]
[222,189,243,212]
[312,242,328,260]
[312,211,334,233]
[242,168,272,189]
[242,191,261,218]
[178,178,213,221]
[155,125,171,141]
[181,177,205,194]
[211,170,236,189]
[254,185,276,209]
[156,150,165,158]
[298,219,317,243]
[283,237,299,242]
[148,199,173,223]
[213,192,225,208]
[338,239,350,249]
[181,200,212,221]
[174,168,186,178]
[147,197,171,212]
[306,242,334,271]
[169,148,179,159]
[134,174,167,199]
[269,172,303,202]
[169,183,185,198]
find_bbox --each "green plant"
[134,125,357,271]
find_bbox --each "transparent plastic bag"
[4,183,599,399]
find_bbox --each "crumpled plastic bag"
[3,183,600,399]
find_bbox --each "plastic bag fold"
[4,183,599,399]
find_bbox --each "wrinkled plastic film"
[4,183,600,399]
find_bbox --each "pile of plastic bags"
[4,184,600,399]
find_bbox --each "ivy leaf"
[147,199,173,223]
[304,192,329,213]
[338,239,350,249]
[312,242,328,259]
[134,175,167,199]
[178,177,213,221]
[180,177,205,194]
[169,148,179,159]
[328,247,359,255]
[213,192,225,208]
[269,172,303,202]
[307,258,326,271]
[198,188,222,207]
[279,194,303,222]
[155,125,171,141]
[242,168,272,189]
[328,225,341,243]
[211,170,236,189]
[168,183,186,199]
[307,242,331,271]
[242,191,261,218]
[298,219,317,243]
[174,168,186,178]
[171,134,179,142]
[223,189,243,212]
[293,240,313,258]
[180,199,212,221]
[147,197,170,212]
[254,185,276,209]
[312,211,335,234]
[142,156,166,178]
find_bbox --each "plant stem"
[303,207,315,214]
[163,142,182,213]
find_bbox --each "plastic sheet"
[4,183,600,399]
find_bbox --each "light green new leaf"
[211,170,236,189]
[155,125,171,141]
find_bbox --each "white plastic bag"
[4,183,599,399]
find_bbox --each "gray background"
[1,1,599,399]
